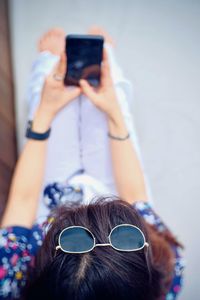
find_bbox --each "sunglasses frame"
[56,224,149,254]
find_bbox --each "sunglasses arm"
[56,245,61,250]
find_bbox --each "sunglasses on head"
[55,224,149,254]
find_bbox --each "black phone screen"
[64,34,104,87]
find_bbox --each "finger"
[79,79,97,102]
[102,48,111,73]
[103,47,109,62]
[54,52,67,77]
[101,48,112,86]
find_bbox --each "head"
[24,197,174,300]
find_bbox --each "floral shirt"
[0,225,44,299]
[134,202,184,300]
[0,201,184,299]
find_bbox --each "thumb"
[63,86,81,104]
[79,79,97,102]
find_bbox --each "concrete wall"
[9,0,200,298]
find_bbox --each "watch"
[25,120,51,141]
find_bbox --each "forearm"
[1,45,81,228]
[1,109,52,228]
[108,108,148,204]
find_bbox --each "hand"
[38,53,81,120]
[79,49,121,123]
[32,53,81,132]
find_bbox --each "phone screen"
[64,34,104,87]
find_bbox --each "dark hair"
[23,197,172,300]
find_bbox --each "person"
[0,27,184,300]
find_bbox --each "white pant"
[26,44,152,219]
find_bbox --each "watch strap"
[26,120,51,141]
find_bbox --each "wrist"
[108,107,124,127]
[108,106,123,125]
[32,106,53,133]
[108,110,128,137]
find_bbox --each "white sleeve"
[26,51,59,119]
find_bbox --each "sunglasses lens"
[60,227,94,253]
[110,225,145,251]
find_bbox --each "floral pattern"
[43,182,84,209]
[0,226,43,299]
[134,202,185,299]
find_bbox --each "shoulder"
[0,224,44,299]
[132,201,185,298]
[132,201,169,233]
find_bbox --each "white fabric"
[25,43,152,220]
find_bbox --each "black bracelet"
[25,120,51,141]
[108,131,130,141]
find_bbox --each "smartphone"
[64,34,104,87]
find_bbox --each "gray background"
[9,0,200,298]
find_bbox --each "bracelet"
[25,120,51,141]
[108,131,130,141]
